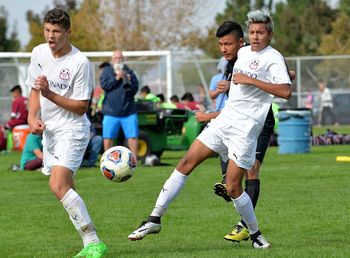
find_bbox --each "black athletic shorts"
[256,106,275,163]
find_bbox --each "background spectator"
[170,95,186,109]
[140,85,160,102]
[318,81,335,125]
[156,93,176,109]
[208,57,228,111]
[100,50,139,156]
[5,85,28,130]
[181,92,206,111]
[19,133,43,171]
[81,125,103,168]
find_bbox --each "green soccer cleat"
[224,224,250,242]
[74,242,108,258]
[213,182,232,202]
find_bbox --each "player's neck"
[51,43,72,59]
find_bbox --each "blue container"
[278,109,312,154]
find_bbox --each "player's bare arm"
[195,111,220,123]
[28,88,46,134]
[232,73,291,100]
[35,75,89,116]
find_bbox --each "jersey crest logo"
[59,68,71,80]
[249,60,259,70]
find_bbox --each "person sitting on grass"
[20,133,43,171]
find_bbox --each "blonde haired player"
[128,8,291,249]
[26,8,107,257]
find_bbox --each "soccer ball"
[144,154,160,166]
[100,146,137,182]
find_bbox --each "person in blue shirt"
[208,57,228,111]
[99,50,139,157]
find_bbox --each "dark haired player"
[26,8,107,257]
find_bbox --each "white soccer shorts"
[197,115,259,170]
[41,126,90,176]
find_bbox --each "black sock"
[250,230,261,240]
[147,216,161,224]
[241,179,260,228]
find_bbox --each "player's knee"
[49,180,68,199]
[226,181,242,199]
[176,155,195,175]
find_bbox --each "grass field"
[0,145,350,257]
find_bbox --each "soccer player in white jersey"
[26,8,107,257]
[128,9,292,249]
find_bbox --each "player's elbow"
[279,85,292,100]
[75,101,89,116]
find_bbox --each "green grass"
[312,125,350,135]
[1,145,350,257]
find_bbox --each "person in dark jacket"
[99,50,139,157]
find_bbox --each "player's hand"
[34,75,51,98]
[216,80,230,93]
[195,111,209,122]
[28,116,46,134]
[232,73,250,85]
[289,70,296,81]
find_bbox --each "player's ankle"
[147,216,161,224]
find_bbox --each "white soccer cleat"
[251,233,271,249]
[128,221,162,241]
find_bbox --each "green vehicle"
[135,100,204,160]
[92,100,204,161]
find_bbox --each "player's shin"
[60,188,100,246]
[149,169,188,220]
[233,191,259,235]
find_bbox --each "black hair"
[141,85,151,94]
[44,8,71,30]
[156,93,165,102]
[216,21,244,39]
[170,95,179,102]
[10,85,22,94]
[181,92,194,101]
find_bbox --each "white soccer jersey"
[25,43,93,132]
[220,45,291,127]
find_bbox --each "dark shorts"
[256,107,275,163]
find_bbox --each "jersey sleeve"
[266,53,291,85]
[25,47,42,89]
[71,59,93,100]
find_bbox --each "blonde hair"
[246,9,274,32]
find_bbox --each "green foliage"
[273,0,337,56]
[0,6,20,51]
[25,10,46,52]
[319,11,350,55]
[1,144,350,257]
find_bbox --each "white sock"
[150,169,188,217]
[61,188,100,246]
[233,191,259,235]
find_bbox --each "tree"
[98,0,210,51]
[0,6,20,51]
[25,10,46,51]
[192,0,273,58]
[25,0,210,51]
[69,0,106,51]
[273,0,337,56]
